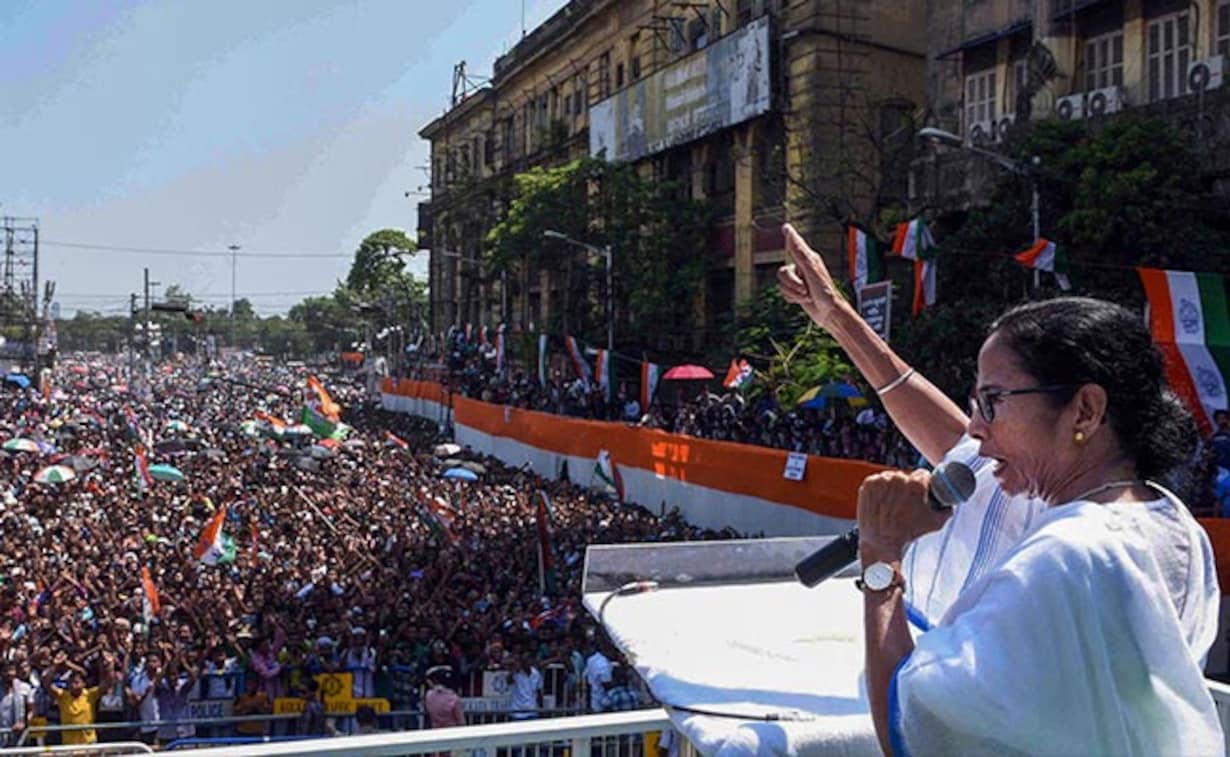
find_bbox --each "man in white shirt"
[0,662,32,748]
[582,643,612,713]
[509,653,543,720]
[126,653,163,747]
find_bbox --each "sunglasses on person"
[969,385,1078,423]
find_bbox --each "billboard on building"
[589,16,771,163]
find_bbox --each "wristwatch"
[856,561,904,594]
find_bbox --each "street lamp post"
[916,127,1042,288]
[543,230,613,354]
[228,244,240,346]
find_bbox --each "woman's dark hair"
[989,297,1196,480]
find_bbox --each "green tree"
[346,229,417,298]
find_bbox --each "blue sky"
[0,0,567,316]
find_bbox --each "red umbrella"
[662,364,715,380]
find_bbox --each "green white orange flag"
[307,375,341,421]
[594,449,624,502]
[1138,267,1230,435]
[140,566,160,623]
[595,349,612,401]
[1015,238,1071,290]
[640,361,661,410]
[193,503,237,565]
[847,225,884,291]
[891,218,937,316]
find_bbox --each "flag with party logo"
[141,566,160,623]
[1015,238,1071,290]
[1138,267,1229,435]
[722,358,754,390]
[193,504,237,565]
[847,225,884,291]
[891,218,938,316]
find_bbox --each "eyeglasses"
[969,384,1077,423]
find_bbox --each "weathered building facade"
[420,0,927,345]
[914,0,1230,210]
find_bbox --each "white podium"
[582,539,880,756]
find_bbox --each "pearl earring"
[1074,431,1086,444]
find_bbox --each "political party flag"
[594,349,612,401]
[722,358,754,390]
[640,361,661,410]
[307,375,342,421]
[1015,238,1071,290]
[538,334,549,387]
[847,225,884,291]
[594,449,625,502]
[416,491,457,544]
[193,503,237,565]
[1138,267,1230,436]
[141,566,160,623]
[892,218,938,316]
[564,335,592,386]
[535,490,557,595]
[133,444,154,493]
[301,404,347,440]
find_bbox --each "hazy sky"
[0,0,567,316]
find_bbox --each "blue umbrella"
[4,374,30,389]
[443,467,478,481]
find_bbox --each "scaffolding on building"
[0,217,41,366]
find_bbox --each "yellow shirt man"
[56,686,101,745]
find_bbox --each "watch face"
[864,562,895,591]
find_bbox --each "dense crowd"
[0,356,723,748]
[436,340,920,470]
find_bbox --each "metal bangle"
[875,368,915,397]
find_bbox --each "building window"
[616,62,624,88]
[1084,30,1123,91]
[670,18,686,53]
[598,52,611,98]
[1217,0,1230,58]
[1147,11,1192,102]
[964,69,997,129]
[736,0,752,27]
[631,56,641,81]
[484,131,494,166]
[689,17,708,51]
[1012,59,1027,107]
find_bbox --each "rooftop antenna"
[521,0,526,37]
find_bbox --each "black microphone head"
[929,460,976,510]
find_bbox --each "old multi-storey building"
[420,0,927,345]
[915,0,1230,209]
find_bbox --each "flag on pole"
[307,375,342,421]
[594,449,625,502]
[722,358,754,390]
[480,325,489,347]
[594,349,612,401]
[416,492,458,544]
[193,504,237,565]
[535,490,557,595]
[640,362,661,410]
[1015,238,1071,290]
[538,334,549,387]
[847,225,884,291]
[386,431,409,449]
[140,566,160,623]
[1138,267,1230,436]
[464,323,473,343]
[133,444,154,492]
[564,335,592,386]
[892,218,938,316]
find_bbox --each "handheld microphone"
[793,460,976,588]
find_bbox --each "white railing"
[1209,678,1230,745]
[170,709,673,756]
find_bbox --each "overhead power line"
[41,240,351,259]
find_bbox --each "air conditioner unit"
[1085,86,1125,116]
[995,113,1015,141]
[1054,93,1086,120]
[1188,56,1226,93]
[967,119,994,144]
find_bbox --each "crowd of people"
[436,338,920,470]
[0,356,723,748]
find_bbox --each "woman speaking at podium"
[780,227,1221,754]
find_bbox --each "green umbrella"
[165,420,191,433]
[34,465,76,484]
[3,438,39,453]
[147,464,185,482]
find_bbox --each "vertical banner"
[640,362,660,411]
[856,281,893,343]
[538,334,549,387]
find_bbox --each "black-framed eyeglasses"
[969,385,1078,423]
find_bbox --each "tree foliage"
[487,158,712,353]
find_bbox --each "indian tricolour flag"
[891,218,937,316]
[140,566,161,623]
[193,504,237,566]
[1015,238,1071,290]
[847,225,883,291]
[594,349,612,401]
[594,449,625,502]
[1138,267,1230,435]
[564,335,592,386]
[640,362,661,410]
